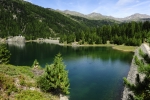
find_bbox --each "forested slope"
[1,0,150,46]
[0,0,87,39]
[60,21,150,45]
[67,15,118,27]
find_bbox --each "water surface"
[7,42,133,100]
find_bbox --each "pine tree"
[38,53,70,95]
[32,59,41,68]
[0,44,11,64]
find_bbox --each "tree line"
[60,21,150,46]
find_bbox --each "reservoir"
[7,42,133,100]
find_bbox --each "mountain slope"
[61,10,87,18]
[0,0,87,39]
[57,10,118,27]
[69,15,118,27]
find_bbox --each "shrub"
[134,56,143,67]
[32,59,41,68]
[139,48,145,57]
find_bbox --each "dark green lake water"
[7,42,133,100]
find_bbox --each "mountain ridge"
[57,9,150,21]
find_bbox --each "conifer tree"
[32,59,41,68]
[0,45,11,64]
[38,53,70,94]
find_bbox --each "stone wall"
[122,44,148,100]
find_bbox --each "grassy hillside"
[0,64,58,100]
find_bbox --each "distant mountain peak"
[60,10,87,18]
[131,13,150,17]
[57,9,150,22]
[88,12,103,16]
[124,13,150,21]
[63,10,84,15]
[90,12,101,14]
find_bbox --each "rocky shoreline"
[122,49,138,100]
[35,39,59,44]
[122,43,148,100]
[7,36,25,42]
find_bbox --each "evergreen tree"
[38,53,70,95]
[32,59,41,68]
[0,44,11,64]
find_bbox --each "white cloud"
[116,0,135,6]
[131,0,150,8]
[83,0,150,18]
[113,0,150,17]
[28,0,150,18]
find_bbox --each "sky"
[24,0,150,18]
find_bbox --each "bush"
[32,59,41,68]
[138,49,150,63]
[123,77,135,91]
[134,56,143,67]
[139,48,145,57]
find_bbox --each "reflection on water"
[7,42,133,100]
[7,42,25,49]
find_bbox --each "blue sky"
[25,0,150,18]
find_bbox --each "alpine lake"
[7,42,133,100]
